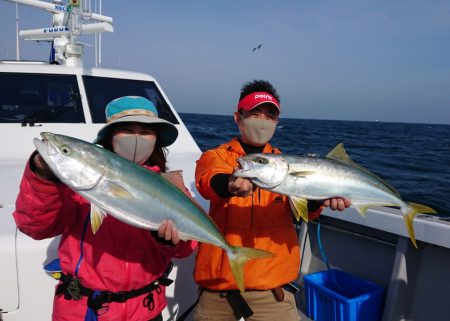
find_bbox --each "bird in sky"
[252,43,263,52]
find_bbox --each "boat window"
[0,72,85,124]
[83,76,179,124]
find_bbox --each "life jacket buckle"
[87,293,105,311]
[67,277,83,300]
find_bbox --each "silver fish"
[234,143,436,248]
[34,132,272,292]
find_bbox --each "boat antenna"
[93,0,102,67]
[15,3,20,60]
[3,0,113,67]
[98,0,102,66]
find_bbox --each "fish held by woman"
[34,132,272,292]
[233,143,436,248]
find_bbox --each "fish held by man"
[233,143,436,248]
[33,132,272,292]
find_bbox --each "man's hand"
[228,166,255,197]
[322,198,351,211]
[157,220,180,245]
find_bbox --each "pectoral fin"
[103,180,133,199]
[290,171,315,178]
[289,197,309,222]
[90,205,107,234]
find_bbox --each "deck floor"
[299,310,313,320]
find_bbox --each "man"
[192,80,349,321]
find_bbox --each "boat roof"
[0,60,156,80]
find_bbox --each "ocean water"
[179,113,450,215]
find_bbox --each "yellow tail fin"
[228,247,273,293]
[404,202,437,248]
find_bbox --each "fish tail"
[227,247,273,293]
[403,202,437,249]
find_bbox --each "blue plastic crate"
[304,269,384,321]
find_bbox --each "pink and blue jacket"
[14,158,197,321]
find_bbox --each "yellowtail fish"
[234,143,436,248]
[34,132,272,292]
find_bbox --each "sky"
[1,0,450,125]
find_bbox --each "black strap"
[176,289,253,321]
[57,262,173,311]
[223,291,253,320]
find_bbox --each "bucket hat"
[95,96,178,147]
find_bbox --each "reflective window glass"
[0,72,84,125]
[82,76,179,124]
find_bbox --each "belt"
[177,283,301,321]
[203,284,295,301]
[202,289,253,320]
[202,285,292,319]
[56,262,173,311]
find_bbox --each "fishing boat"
[0,1,202,320]
[1,1,450,321]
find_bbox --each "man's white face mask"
[239,115,277,146]
[112,134,156,164]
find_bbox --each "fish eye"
[60,145,71,155]
[253,157,268,164]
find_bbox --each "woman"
[13,96,197,321]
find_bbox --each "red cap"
[237,92,280,113]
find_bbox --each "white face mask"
[112,134,156,164]
[239,116,277,146]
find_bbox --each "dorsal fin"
[326,143,353,163]
[326,143,401,197]
[161,170,208,214]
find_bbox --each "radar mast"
[4,0,113,67]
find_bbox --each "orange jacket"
[194,138,322,291]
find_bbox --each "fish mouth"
[33,132,58,156]
[233,158,251,178]
[40,132,56,144]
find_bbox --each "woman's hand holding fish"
[322,198,351,211]
[158,220,180,245]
